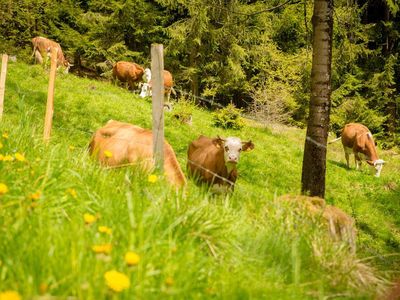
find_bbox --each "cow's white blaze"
[223,137,243,169]
[373,159,385,177]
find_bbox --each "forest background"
[0,0,399,147]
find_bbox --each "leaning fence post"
[0,54,8,120]
[151,44,165,171]
[43,47,58,143]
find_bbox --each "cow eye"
[224,146,229,151]
[239,148,242,152]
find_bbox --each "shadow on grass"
[328,159,348,170]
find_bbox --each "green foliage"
[171,97,195,125]
[212,103,244,130]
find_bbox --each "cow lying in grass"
[187,135,254,193]
[89,120,186,187]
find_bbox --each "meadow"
[0,62,399,299]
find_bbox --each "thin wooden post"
[0,54,8,120]
[151,44,165,171]
[43,47,58,142]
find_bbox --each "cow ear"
[213,136,225,148]
[242,140,254,151]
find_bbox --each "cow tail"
[328,137,341,144]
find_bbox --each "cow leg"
[355,153,362,170]
[344,147,351,168]
[34,50,43,64]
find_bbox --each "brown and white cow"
[31,36,71,73]
[340,123,385,177]
[112,61,145,90]
[187,135,254,192]
[89,120,186,187]
[140,68,176,102]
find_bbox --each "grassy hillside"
[0,62,399,299]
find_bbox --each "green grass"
[0,62,399,299]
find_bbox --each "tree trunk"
[301,0,333,198]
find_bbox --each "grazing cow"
[112,61,145,91]
[187,135,254,192]
[31,36,71,73]
[139,68,176,102]
[89,120,186,187]
[339,123,385,177]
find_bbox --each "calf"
[140,68,175,102]
[341,123,385,177]
[89,120,186,187]
[31,36,71,73]
[187,135,254,192]
[112,61,145,90]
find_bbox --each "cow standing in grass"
[31,36,71,73]
[89,120,186,187]
[112,61,145,91]
[330,123,385,177]
[139,68,175,103]
[187,135,254,192]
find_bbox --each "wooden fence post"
[0,54,8,120]
[151,44,165,171]
[43,47,58,142]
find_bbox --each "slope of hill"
[0,62,399,299]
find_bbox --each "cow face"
[214,137,254,164]
[143,68,152,83]
[372,159,385,177]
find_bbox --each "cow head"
[372,159,385,177]
[214,136,254,165]
[143,68,152,83]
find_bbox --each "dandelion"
[0,290,21,300]
[104,150,113,158]
[92,243,112,255]
[98,226,112,235]
[2,155,13,162]
[0,183,9,196]
[14,153,25,162]
[28,191,41,200]
[83,213,96,225]
[104,270,130,292]
[2,133,8,139]
[66,188,77,199]
[124,251,140,266]
[0,155,3,161]
[148,174,158,183]
[165,276,174,286]
[69,145,75,151]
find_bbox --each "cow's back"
[163,70,173,89]
[341,123,369,149]
[89,120,186,187]
[113,62,144,83]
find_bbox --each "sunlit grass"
[0,62,399,299]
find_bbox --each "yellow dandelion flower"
[124,251,140,266]
[2,133,9,139]
[69,145,75,151]
[0,154,4,161]
[39,283,48,295]
[104,270,130,292]
[0,183,9,196]
[0,290,21,300]
[165,276,174,286]
[98,226,112,235]
[104,150,113,158]
[3,155,13,161]
[29,191,41,200]
[147,174,158,183]
[67,188,77,199]
[14,153,25,162]
[83,213,96,225]
[92,243,112,255]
